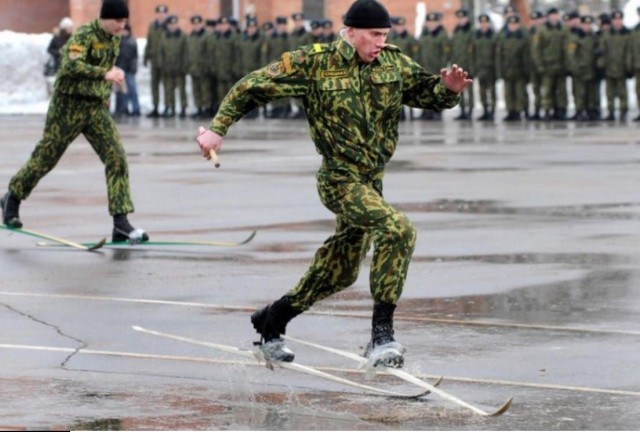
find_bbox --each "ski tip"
[242,230,257,244]
[489,397,513,417]
[88,238,107,251]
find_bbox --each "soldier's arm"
[57,31,113,80]
[209,50,310,136]
[396,50,461,111]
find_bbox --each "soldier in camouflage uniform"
[473,14,497,121]
[238,17,262,119]
[449,9,475,120]
[497,15,531,121]
[197,0,471,366]
[417,12,449,120]
[601,10,631,121]
[188,15,210,119]
[144,4,169,118]
[1,0,148,243]
[533,8,568,121]
[160,15,188,118]
[528,10,545,120]
[567,15,599,121]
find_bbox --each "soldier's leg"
[9,95,85,200]
[151,65,161,108]
[618,78,628,119]
[163,75,176,116]
[541,75,554,118]
[555,75,568,119]
[82,105,134,216]
[635,73,640,121]
[605,77,615,119]
[178,74,188,117]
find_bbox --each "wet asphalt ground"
[1,111,640,431]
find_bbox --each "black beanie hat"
[100,0,129,20]
[343,0,391,28]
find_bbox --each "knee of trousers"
[388,214,417,250]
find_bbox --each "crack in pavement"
[1,302,87,369]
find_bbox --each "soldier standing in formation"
[204,19,219,116]
[601,10,631,121]
[160,15,188,118]
[632,8,640,122]
[389,16,418,120]
[497,15,531,121]
[144,4,168,118]
[265,16,291,119]
[567,15,599,121]
[187,15,210,119]
[237,17,262,119]
[473,14,497,121]
[417,12,448,120]
[290,13,313,119]
[528,11,545,120]
[449,9,474,120]
[533,8,568,121]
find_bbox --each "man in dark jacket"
[114,23,140,117]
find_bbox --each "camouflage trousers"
[285,167,417,311]
[9,94,134,216]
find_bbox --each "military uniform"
[528,11,545,119]
[209,36,460,310]
[449,9,475,119]
[289,13,313,119]
[188,15,210,118]
[497,15,531,121]
[160,15,188,118]
[417,12,449,120]
[601,11,631,120]
[265,16,291,118]
[237,18,262,119]
[567,16,599,120]
[533,10,568,120]
[473,15,498,120]
[144,6,168,117]
[8,19,134,217]
[204,19,219,115]
[214,17,238,115]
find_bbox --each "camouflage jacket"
[55,19,119,102]
[417,26,450,74]
[210,36,460,174]
[144,20,165,65]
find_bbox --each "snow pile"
[0,30,152,115]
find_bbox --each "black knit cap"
[100,0,129,19]
[343,0,391,29]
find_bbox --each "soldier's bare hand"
[197,126,223,159]
[105,66,125,88]
[440,64,473,94]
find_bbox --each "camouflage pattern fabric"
[209,36,460,309]
[8,20,134,216]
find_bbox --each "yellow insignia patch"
[93,43,107,50]
[68,44,84,60]
[267,61,284,76]
[68,44,83,53]
[321,70,348,78]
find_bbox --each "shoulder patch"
[383,43,401,52]
[304,43,330,55]
[68,43,85,60]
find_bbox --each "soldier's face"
[101,18,128,35]
[347,27,389,63]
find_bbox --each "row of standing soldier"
[142,4,640,122]
[143,5,336,120]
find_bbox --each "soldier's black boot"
[554,109,567,121]
[191,108,202,119]
[604,110,615,121]
[146,106,160,118]
[179,107,187,119]
[620,109,627,122]
[251,296,302,362]
[477,107,488,120]
[363,302,405,369]
[530,108,541,120]
[633,112,640,122]
[1,191,22,228]
[112,214,149,244]
[543,110,554,121]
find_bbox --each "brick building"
[1,0,467,38]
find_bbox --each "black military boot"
[1,191,22,228]
[363,302,405,369]
[530,108,541,120]
[190,108,202,119]
[543,110,554,121]
[477,107,488,121]
[620,109,627,122]
[146,106,160,118]
[251,296,302,362]
[633,113,640,122]
[179,107,187,119]
[112,214,149,244]
[604,110,615,121]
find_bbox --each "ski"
[1,224,106,252]
[284,335,513,417]
[132,325,430,399]
[36,230,256,249]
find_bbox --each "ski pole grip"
[209,149,220,168]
